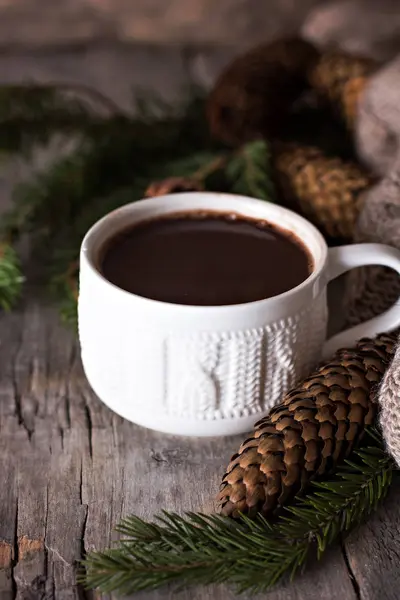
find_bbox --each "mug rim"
[80,192,328,314]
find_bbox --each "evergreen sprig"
[227,139,275,201]
[0,84,125,155]
[0,243,24,310]
[82,429,394,596]
[0,84,276,321]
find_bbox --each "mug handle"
[323,243,400,358]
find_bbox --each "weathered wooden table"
[0,45,399,597]
[1,288,400,600]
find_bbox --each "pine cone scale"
[258,437,284,453]
[307,50,377,130]
[219,333,397,518]
[272,141,374,240]
[304,439,319,462]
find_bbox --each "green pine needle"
[0,244,24,310]
[82,429,395,596]
[226,140,275,201]
[0,84,278,321]
[0,84,125,156]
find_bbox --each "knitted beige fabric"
[344,168,400,467]
[344,55,400,325]
[343,55,400,466]
[378,342,400,466]
[356,56,400,176]
[344,167,400,326]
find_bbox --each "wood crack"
[57,345,76,447]
[10,494,18,599]
[83,402,93,460]
[45,546,70,568]
[11,325,33,441]
[64,344,76,432]
[341,539,362,600]
[65,392,71,430]
[43,483,50,590]
[77,459,90,600]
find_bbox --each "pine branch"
[226,139,275,201]
[1,146,91,241]
[50,260,79,327]
[0,83,215,160]
[82,429,394,596]
[0,85,277,322]
[0,90,216,240]
[0,85,121,155]
[0,244,24,310]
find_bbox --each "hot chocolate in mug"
[78,192,400,436]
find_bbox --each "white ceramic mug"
[78,192,400,437]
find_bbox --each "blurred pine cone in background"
[208,37,319,146]
[219,332,396,518]
[308,50,378,130]
[206,37,377,242]
[272,142,374,240]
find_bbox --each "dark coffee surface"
[100,212,312,305]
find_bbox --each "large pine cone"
[272,142,374,240]
[219,333,397,518]
[308,50,377,130]
[208,38,319,146]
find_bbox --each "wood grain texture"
[0,296,357,600]
[343,478,400,600]
[0,128,393,600]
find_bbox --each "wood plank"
[0,302,88,599]
[0,309,26,600]
[0,296,359,599]
[344,477,400,600]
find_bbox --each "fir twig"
[0,244,24,310]
[82,429,394,596]
[31,82,125,115]
[52,260,79,326]
[0,85,114,154]
[226,139,275,201]
[0,85,277,322]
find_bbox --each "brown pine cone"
[145,177,204,198]
[272,142,374,240]
[218,332,397,518]
[308,50,377,130]
[207,37,319,146]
